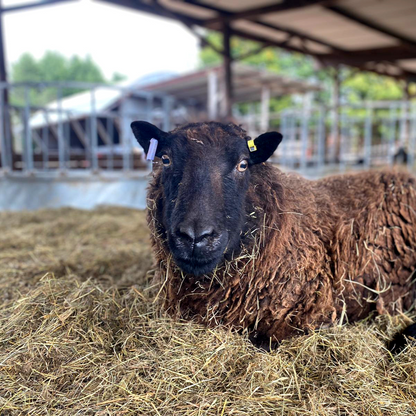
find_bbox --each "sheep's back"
[319,170,416,321]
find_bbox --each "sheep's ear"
[248,131,283,165]
[131,121,169,157]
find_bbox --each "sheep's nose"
[177,224,215,246]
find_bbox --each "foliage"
[199,32,407,112]
[10,51,126,107]
[342,70,404,102]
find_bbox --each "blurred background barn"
[1,0,416,210]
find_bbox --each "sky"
[3,0,200,82]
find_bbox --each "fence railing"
[240,100,416,174]
[0,82,415,177]
[0,82,178,176]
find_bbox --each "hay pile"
[0,208,415,415]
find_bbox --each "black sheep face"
[131,121,282,276]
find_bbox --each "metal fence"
[0,82,177,176]
[0,82,415,177]
[241,100,416,174]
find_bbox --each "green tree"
[12,53,42,83]
[199,33,328,114]
[11,51,123,107]
[199,32,406,111]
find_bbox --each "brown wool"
[146,130,416,343]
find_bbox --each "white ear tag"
[146,138,158,161]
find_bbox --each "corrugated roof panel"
[261,5,398,50]
[398,59,416,71]
[232,20,289,43]
[336,0,416,41]
[338,0,416,19]
[98,0,416,78]
[159,0,217,19]
[30,88,122,129]
[286,37,332,54]
[144,63,321,103]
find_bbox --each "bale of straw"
[0,208,415,415]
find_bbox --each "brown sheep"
[131,121,416,347]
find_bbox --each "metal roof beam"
[231,27,324,57]
[231,26,416,80]
[2,0,76,13]
[190,0,328,25]
[319,46,416,66]
[232,26,413,79]
[248,19,347,54]
[99,0,203,26]
[183,2,349,57]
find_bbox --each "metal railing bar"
[57,86,66,172]
[0,85,8,171]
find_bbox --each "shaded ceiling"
[95,0,416,81]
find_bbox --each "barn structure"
[21,63,319,172]
[0,0,416,210]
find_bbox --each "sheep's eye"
[161,155,171,166]
[236,160,248,172]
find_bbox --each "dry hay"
[0,207,415,416]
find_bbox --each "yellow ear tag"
[247,139,257,152]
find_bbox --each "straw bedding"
[0,207,415,415]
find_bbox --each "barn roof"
[142,63,321,104]
[96,0,416,80]
[28,64,319,130]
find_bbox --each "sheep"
[131,120,416,347]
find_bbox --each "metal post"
[163,96,172,132]
[107,116,114,171]
[339,114,347,173]
[317,106,325,170]
[408,104,416,171]
[331,67,341,163]
[380,117,389,165]
[364,103,373,169]
[247,103,255,137]
[388,103,396,166]
[280,111,287,168]
[401,80,411,151]
[64,118,70,168]
[0,3,6,86]
[222,22,233,120]
[85,117,90,168]
[24,86,33,172]
[121,102,130,171]
[57,86,65,172]
[147,94,154,123]
[0,85,7,171]
[42,110,53,170]
[399,100,408,148]
[260,85,270,132]
[91,88,98,172]
[0,2,13,166]
[300,107,309,171]
[208,71,218,120]
[143,94,156,170]
[289,113,296,169]
[42,117,49,170]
